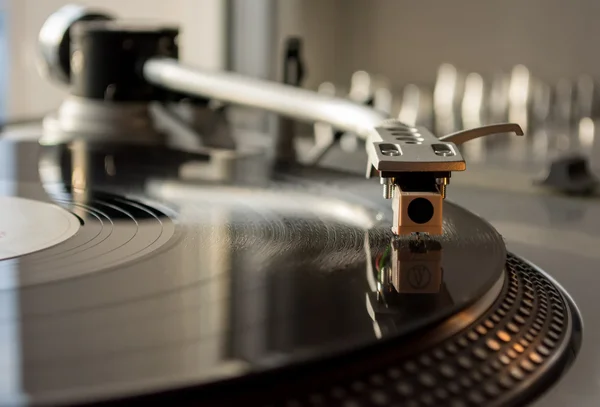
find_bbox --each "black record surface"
[0,140,506,405]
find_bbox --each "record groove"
[0,191,176,289]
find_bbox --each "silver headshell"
[366,121,524,236]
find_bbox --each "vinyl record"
[0,140,579,406]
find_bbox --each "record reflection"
[366,237,453,339]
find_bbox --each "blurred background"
[4,0,599,117]
[3,0,600,177]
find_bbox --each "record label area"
[0,196,80,260]
[0,191,178,289]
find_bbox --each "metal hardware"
[439,123,524,145]
[381,177,394,199]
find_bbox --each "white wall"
[333,0,600,87]
[273,0,600,91]
[5,0,225,118]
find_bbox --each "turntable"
[0,5,582,406]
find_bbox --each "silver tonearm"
[37,3,523,236]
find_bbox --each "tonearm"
[38,4,523,236]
